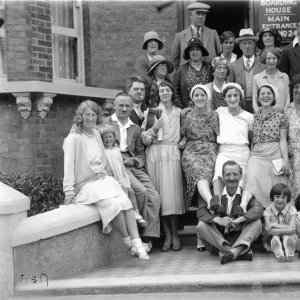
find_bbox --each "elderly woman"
[134,31,164,78]
[285,74,300,201]
[63,100,149,260]
[220,31,237,64]
[205,57,229,111]
[174,38,213,108]
[239,85,289,211]
[179,84,219,211]
[144,55,174,108]
[256,27,282,64]
[213,83,254,198]
[253,47,290,113]
[141,82,185,252]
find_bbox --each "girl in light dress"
[99,124,147,227]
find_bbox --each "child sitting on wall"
[263,183,300,262]
[99,124,147,228]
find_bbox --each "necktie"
[245,59,251,71]
[196,26,201,40]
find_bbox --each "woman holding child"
[63,100,149,260]
[142,82,186,252]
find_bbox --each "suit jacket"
[134,52,151,78]
[103,116,145,167]
[129,110,145,127]
[197,190,263,224]
[278,42,300,81]
[171,25,222,69]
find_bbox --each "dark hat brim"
[183,44,209,60]
[143,39,164,50]
[148,60,174,75]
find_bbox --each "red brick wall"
[84,0,179,89]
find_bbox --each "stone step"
[178,225,197,246]
[14,246,300,297]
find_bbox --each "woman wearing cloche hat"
[134,31,164,78]
[173,38,212,108]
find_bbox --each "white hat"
[190,84,211,100]
[235,28,259,43]
[222,83,245,100]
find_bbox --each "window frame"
[51,0,85,85]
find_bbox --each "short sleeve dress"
[244,109,289,207]
[181,108,219,207]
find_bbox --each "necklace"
[83,129,94,138]
[228,107,241,116]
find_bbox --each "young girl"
[263,183,300,262]
[99,124,147,227]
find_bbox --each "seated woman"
[285,74,300,202]
[179,84,219,211]
[253,47,290,113]
[174,38,213,109]
[213,83,254,199]
[144,55,174,108]
[141,82,186,252]
[219,31,237,65]
[205,57,229,111]
[239,85,290,211]
[263,184,300,262]
[63,100,150,260]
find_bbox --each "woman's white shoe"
[131,246,150,260]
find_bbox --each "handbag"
[271,158,284,175]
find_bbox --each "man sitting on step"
[197,160,263,265]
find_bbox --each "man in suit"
[171,1,221,69]
[227,28,265,113]
[197,160,263,265]
[104,92,161,249]
[278,20,300,101]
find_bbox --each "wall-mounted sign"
[257,0,300,40]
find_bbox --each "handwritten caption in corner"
[19,273,48,286]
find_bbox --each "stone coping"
[0,183,30,214]
[12,204,100,247]
[0,81,121,99]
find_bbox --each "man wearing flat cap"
[171,1,221,69]
[227,28,265,113]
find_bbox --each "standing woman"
[135,31,164,78]
[63,100,150,260]
[285,74,300,201]
[205,57,229,111]
[256,27,282,64]
[239,85,290,210]
[142,82,186,252]
[144,55,174,108]
[253,48,290,113]
[179,84,219,210]
[173,38,213,108]
[219,31,237,64]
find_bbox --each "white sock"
[123,236,132,248]
[132,238,143,248]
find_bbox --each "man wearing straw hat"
[171,1,221,69]
[227,28,265,113]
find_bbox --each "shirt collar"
[191,24,203,33]
[261,69,283,78]
[111,113,134,127]
[270,203,289,216]
[133,103,141,109]
[243,55,255,65]
[293,36,300,47]
[222,186,241,198]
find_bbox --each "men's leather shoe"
[237,249,253,261]
[233,205,244,217]
[219,251,235,265]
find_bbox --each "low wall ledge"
[0,183,30,214]
[13,204,101,247]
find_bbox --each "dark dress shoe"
[233,205,244,218]
[197,246,207,252]
[219,252,235,265]
[215,204,225,215]
[236,249,253,261]
[209,195,220,210]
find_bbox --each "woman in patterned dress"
[239,84,290,211]
[174,38,213,109]
[179,84,219,209]
[142,82,186,252]
[285,74,300,201]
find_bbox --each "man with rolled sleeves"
[171,1,221,69]
[227,28,265,113]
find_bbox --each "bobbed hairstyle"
[270,183,291,203]
[222,86,244,101]
[73,100,102,128]
[158,81,180,107]
[291,73,300,91]
[261,47,280,65]
[220,31,235,44]
[257,85,276,107]
[98,124,117,147]
[222,160,243,176]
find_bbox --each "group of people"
[62,1,300,265]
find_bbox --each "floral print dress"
[180,108,219,207]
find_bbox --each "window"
[51,0,84,84]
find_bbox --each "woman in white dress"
[63,100,149,260]
[142,82,186,252]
